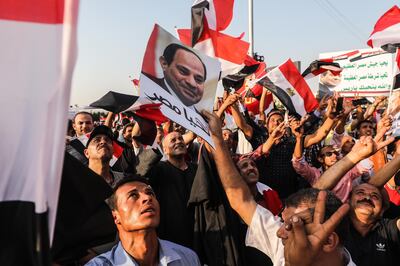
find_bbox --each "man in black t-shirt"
[345,183,400,266]
[148,131,197,248]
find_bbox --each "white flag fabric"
[0,0,79,262]
[367,5,400,48]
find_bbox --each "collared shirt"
[246,205,357,266]
[85,239,201,266]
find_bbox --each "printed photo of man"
[317,70,342,101]
[149,43,207,107]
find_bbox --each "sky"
[70,0,399,106]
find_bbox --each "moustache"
[357,198,375,208]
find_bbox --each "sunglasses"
[322,151,340,157]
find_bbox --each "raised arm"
[368,155,400,188]
[202,110,257,225]
[304,98,337,148]
[104,111,114,128]
[314,136,394,190]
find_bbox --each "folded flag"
[0,0,79,264]
[302,59,342,80]
[258,59,319,117]
[367,5,400,48]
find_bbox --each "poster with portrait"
[140,24,221,146]
[319,48,394,97]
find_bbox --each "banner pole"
[248,0,254,56]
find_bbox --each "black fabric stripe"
[89,91,139,113]
[191,0,209,46]
[257,76,299,117]
[0,201,50,266]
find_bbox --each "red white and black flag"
[177,0,249,75]
[394,48,400,90]
[302,59,342,80]
[257,59,319,117]
[0,0,79,265]
[89,91,167,145]
[367,5,400,48]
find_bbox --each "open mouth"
[357,200,374,208]
[141,207,155,215]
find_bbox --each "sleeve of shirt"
[384,219,400,246]
[291,156,319,185]
[245,205,285,266]
[84,257,113,266]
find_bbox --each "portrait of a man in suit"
[155,43,207,107]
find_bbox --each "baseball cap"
[86,125,114,147]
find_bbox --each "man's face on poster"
[320,70,342,88]
[160,48,206,106]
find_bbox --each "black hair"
[162,43,207,80]
[122,122,135,134]
[285,188,349,245]
[73,111,93,123]
[356,119,374,130]
[107,175,151,211]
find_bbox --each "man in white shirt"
[202,110,356,266]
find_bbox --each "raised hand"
[201,110,223,141]
[283,191,350,266]
[348,135,394,162]
[270,122,286,142]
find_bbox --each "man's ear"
[112,210,121,225]
[159,56,168,71]
[322,232,339,253]
[72,122,77,132]
[84,148,89,159]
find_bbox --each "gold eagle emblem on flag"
[286,87,296,97]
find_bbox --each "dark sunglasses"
[322,151,340,157]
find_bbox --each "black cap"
[86,125,114,147]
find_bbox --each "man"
[119,122,134,148]
[156,43,207,107]
[201,110,353,266]
[345,183,400,266]
[73,111,94,137]
[86,176,201,265]
[84,125,124,188]
[66,111,95,164]
[148,131,197,248]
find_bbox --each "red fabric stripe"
[368,5,400,37]
[279,59,318,113]
[112,142,124,158]
[213,0,234,31]
[396,48,400,71]
[177,29,192,46]
[0,0,64,24]
[141,24,158,77]
[208,30,249,64]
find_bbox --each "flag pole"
[248,0,254,56]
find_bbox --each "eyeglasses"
[322,151,340,157]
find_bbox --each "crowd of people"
[60,81,400,266]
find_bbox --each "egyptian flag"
[89,91,164,146]
[367,5,400,48]
[394,48,400,90]
[258,59,318,117]
[177,0,249,75]
[0,0,79,265]
[90,91,167,123]
[302,59,342,80]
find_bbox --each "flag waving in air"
[258,59,319,117]
[0,0,79,264]
[177,0,249,75]
[367,5,400,48]
[302,59,342,80]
